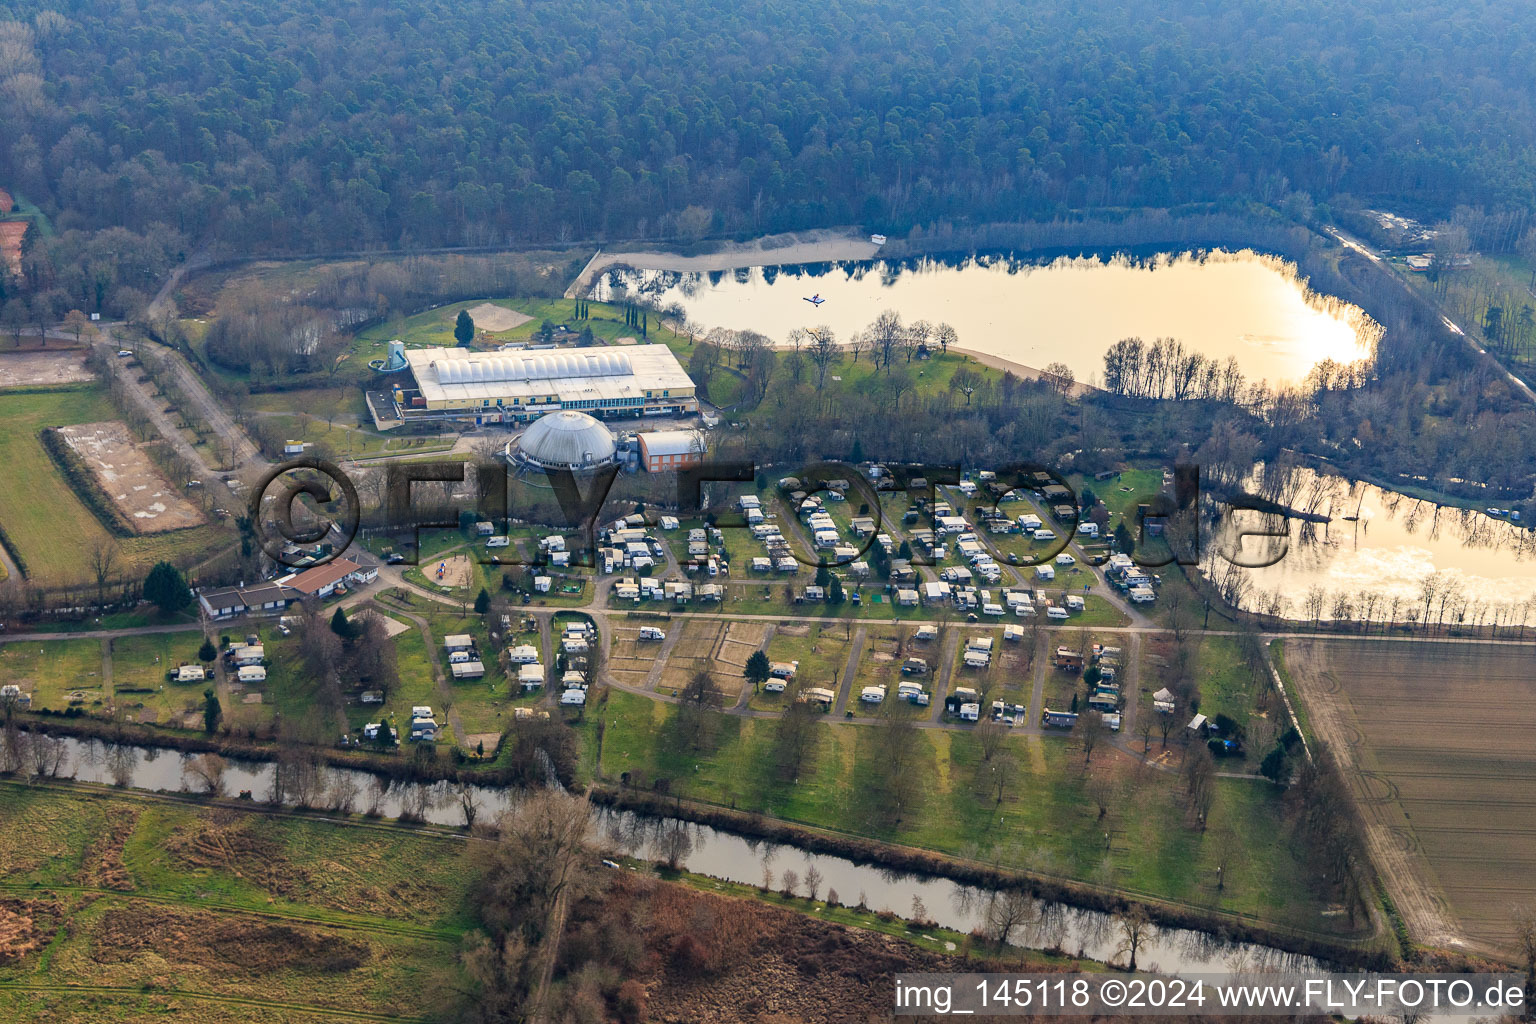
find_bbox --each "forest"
[1,0,1535,279]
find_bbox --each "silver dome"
[514,411,617,469]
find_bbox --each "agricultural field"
[592,688,1351,934]
[0,784,473,1023]
[1280,637,1536,956]
[0,388,231,585]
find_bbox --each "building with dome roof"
[389,343,697,425]
[507,411,619,471]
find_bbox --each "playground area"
[427,554,474,590]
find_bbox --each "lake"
[598,250,1379,387]
[1204,466,1536,623]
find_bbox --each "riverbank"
[590,784,1392,970]
[15,710,512,787]
[20,729,1511,977]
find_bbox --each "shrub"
[614,979,647,1024]
[668,933,710,977]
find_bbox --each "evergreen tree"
[828,576,845,604]
[814,564,831,588]
[144,562,191,614]
[744,649,770,689]
[1260,747,1291,785]
[330,606,352,637]
[897,540,913,562]
[870,539,891,579]
[454,308,475,346]
[474,587,491,614]
[1114,521,1135,553]
[198,638,217,662]
[203,688,222,734]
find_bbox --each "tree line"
[1,0,1534,270]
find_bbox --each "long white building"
[392,344,697,424]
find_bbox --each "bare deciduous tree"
[985,888,1037,946]
[1115,904,1154,970]
[183,752,227,795]
[676,669,724,751]
[803,864,823,902]
[1079,710,1107,763]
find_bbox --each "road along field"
[1280,637,1536,956]
[56,422,205,532]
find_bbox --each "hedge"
[38,427,137,537]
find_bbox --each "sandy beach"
[565,229,881,298]
[947,345,1099,396]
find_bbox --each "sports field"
[1281,637,1536,955]
[0,389,228,584]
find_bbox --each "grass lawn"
[109,631,205,689]
[370,615,447,742]
[1268,639,1314,745]
[425,607,513,737]
[348,297,660,370]
[765,621,854,695]
[14,607,199,634]
[0,387,233,584]
[0,636,105,711]
[591,689,1344,932]
[0,783,473,1021]
[849,623,935,717]
[255,629,326,723]
[1069,468,1165,521]
[260,409,455,460]
[2,189,54,236]
[108,630,209,727]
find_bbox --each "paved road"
[92,328,245,517]
[830,625,867,715]
[1325,226,1536,407]
[927,628,960,722]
